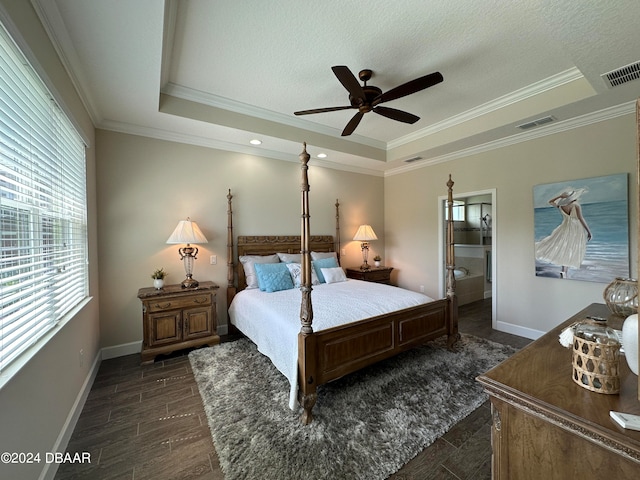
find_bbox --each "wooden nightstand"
[345,266,394,285]
[137,281,219,364]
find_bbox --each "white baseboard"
[39,351,101,480]
[101,340,141,360]
[100,326,227,361]
[496,320,545,341]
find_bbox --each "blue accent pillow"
[312,257,339,283]
[254,262,294,292]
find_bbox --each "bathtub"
[454,268,485,305]
[454,267,469,279]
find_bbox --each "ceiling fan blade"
[294,105,354,116]
[373,71,443,105]
[341,111,364,136]
[373,106,420,124]
[332,65,365,103]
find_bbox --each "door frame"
[438,188,497,329]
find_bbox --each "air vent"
[602,61,640,88]
[516,116,556,130]
[404,156,423,163]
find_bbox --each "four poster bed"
[226,143,459,424]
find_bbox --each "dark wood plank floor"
[55,298,531,480]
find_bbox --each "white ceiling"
[32,0,640,175]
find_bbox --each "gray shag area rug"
[189,334,515,480]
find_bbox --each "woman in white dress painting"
[535,188,592,278]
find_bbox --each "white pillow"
[239,254,280,289]
[311,251,338,262]
[321,267,347,284]
[276,252,301,263]
[286,263,320,287]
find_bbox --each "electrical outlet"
[419,285,425,293]
[79,349,84,367]
[209,255,217,265]
[341,249,346,256]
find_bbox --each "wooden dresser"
[345,266,393,284]
[477,303,640,479]
[137,281,219,364]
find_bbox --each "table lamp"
[353,224,378,270]
[166,217,208,288]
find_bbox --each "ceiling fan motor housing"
[350,86,382,112]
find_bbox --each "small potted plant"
[151,268,168,289]
[373,255,382,267]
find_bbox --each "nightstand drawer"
[147,293,212,312]
[346,266,393,285]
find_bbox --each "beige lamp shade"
[353,224,378,242]
[166,218,208,244]
[166,218,208,288]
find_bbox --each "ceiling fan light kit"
[294,65,443,136]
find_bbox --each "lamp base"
[181,275,199,289]
[359,242,371,271]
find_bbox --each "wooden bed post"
[335,199,341,265]
[226,189,239,334]
[445,175,460,348]
[297,142,317,425]
[226,190,236,309]
[299,143,313,335]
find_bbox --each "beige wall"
[0,2,100,480]
[95,130,385,349]
[0,5,636,479]
[385,113,637,337]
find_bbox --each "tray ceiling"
[32,0,640,174]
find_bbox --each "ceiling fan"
[294,66,443,136]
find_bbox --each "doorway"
[438,188,497,330]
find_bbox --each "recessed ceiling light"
[317,153,327,158]
[250,139,262,145]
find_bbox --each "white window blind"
[0,23,88,372]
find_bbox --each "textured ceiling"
[33,0,640,174]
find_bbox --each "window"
[445,200,465,222]
[0,23,88,372]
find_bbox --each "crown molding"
[385,100,636,177]
[161,82,387,151]
[31,0,101,127]
[387,68,584,150]
[99,100,634,179]
[160,0,178,90]
[98,119,385,177]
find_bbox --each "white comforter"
[228,279,434,409]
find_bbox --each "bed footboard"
[297,300,453,423]
[315,301,448,383]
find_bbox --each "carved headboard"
[234,235,335,291]
[226,189,342,307]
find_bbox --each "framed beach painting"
[533,173,629,282]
